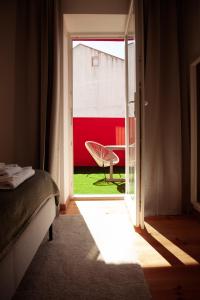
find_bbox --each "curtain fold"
[14,0,66,203]
[40,0,62,183]
[142,0,182,215]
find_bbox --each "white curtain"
[40,0,67,203]
[14,0,67,203]
[141,0,182,215]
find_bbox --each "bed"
[0,170,60,300]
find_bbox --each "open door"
[125,0,136,225]
[125,0,144,228]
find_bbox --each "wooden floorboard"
[63,200,200,299]
[63,200,81,215]
[143,216,200,299]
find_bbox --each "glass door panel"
[125,6,137,225]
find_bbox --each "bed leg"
[49,224,53,241]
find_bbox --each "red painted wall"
[73,117,126,166]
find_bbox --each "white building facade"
[73,44,126,118]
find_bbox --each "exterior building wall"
[73,44,125,117]
[73,117,125,166]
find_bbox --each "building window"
[92,55,99,67]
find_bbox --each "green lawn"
[73,166,125,194]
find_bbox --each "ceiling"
[64,14,128,37]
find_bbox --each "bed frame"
[0,196,57,300]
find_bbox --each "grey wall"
[0,1,16,163]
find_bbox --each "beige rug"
[14,215,151,299]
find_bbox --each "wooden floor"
[63,200,200,300]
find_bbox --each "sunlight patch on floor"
[145,222,199,266]
[75,200,170,267]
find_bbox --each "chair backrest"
[85,141,119,167]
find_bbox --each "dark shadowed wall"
[178,0,200,212]
[61,0,130,14]
[0,0,41,167]
[0,1,16,163]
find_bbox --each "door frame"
[135,0,145,228]
[124,0,145,228]
[124,0,136,226]
[63,7,144,225]
[190,55,200,212]
[64,34,125,202]
[62,23,74,204]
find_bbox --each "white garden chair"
[85,141,124,182]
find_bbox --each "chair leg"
[49,224,53,241]
[107,162,125,183]
[103,166,107,180]
[109,161,113,181]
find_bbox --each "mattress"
[0,170,59,261]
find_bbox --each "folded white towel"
[0,167,35,189]
[0,164,22,176]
